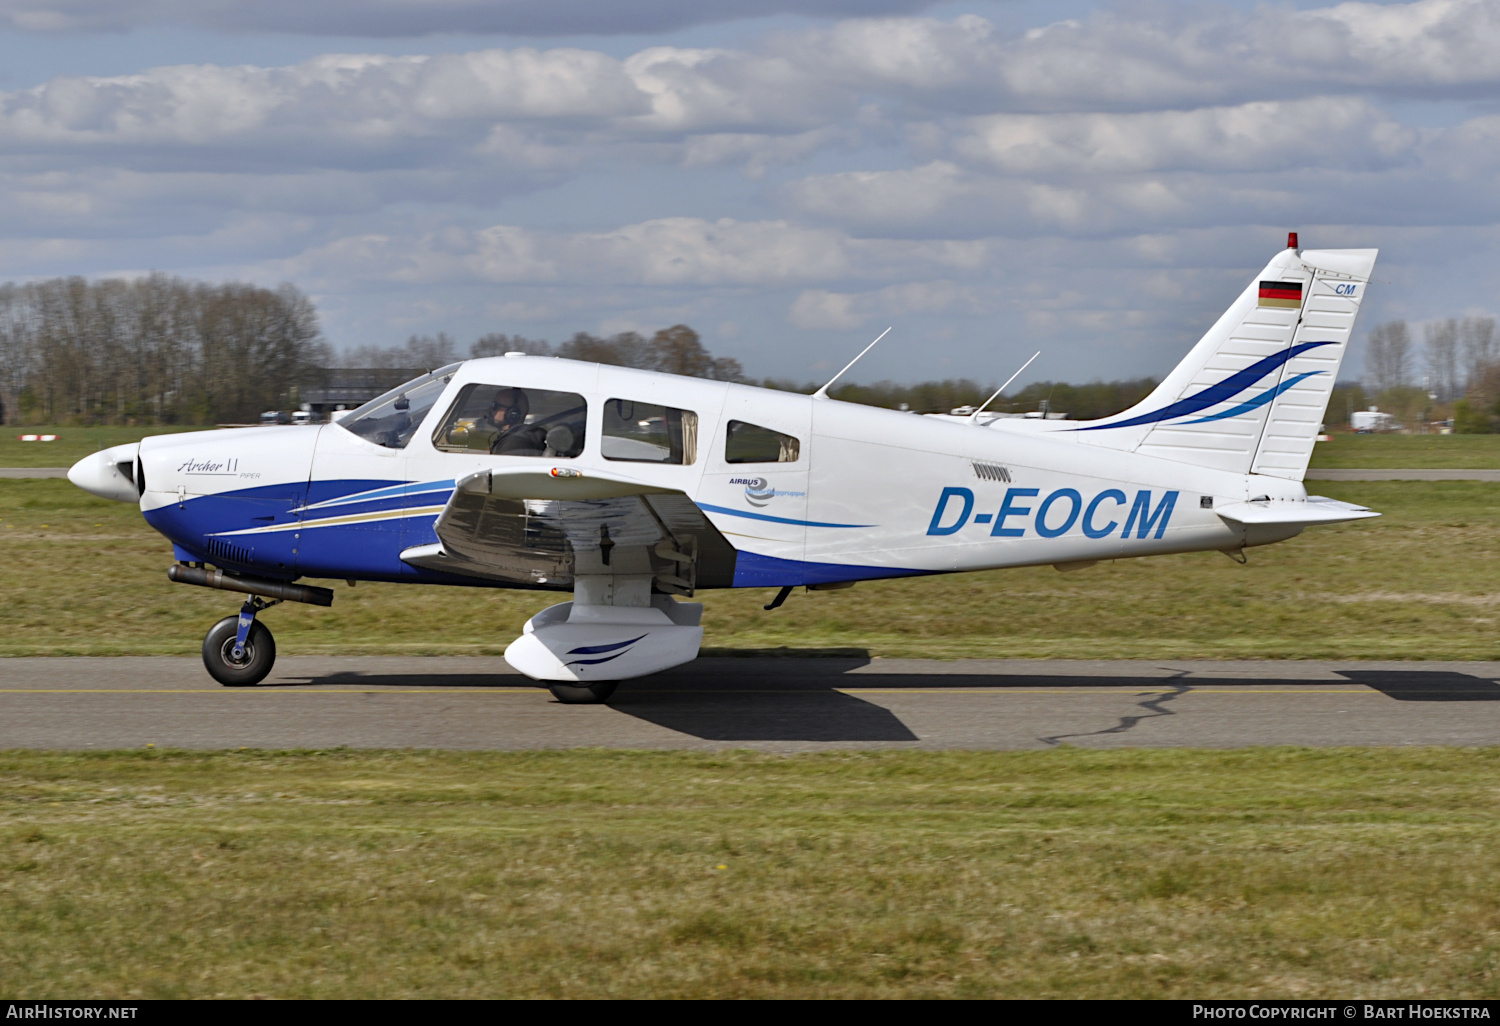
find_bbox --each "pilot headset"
[494,393,525,426]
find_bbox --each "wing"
[399,467,738,592]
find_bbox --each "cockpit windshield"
[337,364,461,449]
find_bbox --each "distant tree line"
[344,325,744,382]
[0,273,1170,426]
[0,274,324,425]
[1338,317,1500,432]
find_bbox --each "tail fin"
[1074,242,1377,481]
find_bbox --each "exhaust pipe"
[168,564,334,606]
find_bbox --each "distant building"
[304,368,423,421]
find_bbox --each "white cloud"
[789,289,863,331]
[0,48,645,157]
[461,217,855,286]
[788,279,987,332]
[953,98,1419,176]
[0,0,937,36]
[789,1,1500,111]
[0,2,1495,178]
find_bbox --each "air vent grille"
[971,461,1012,483]
[205,537,254,566]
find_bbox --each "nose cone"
[67,443,142,503]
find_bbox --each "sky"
[1,0,1498,386]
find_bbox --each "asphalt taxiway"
[4,656,1500,751]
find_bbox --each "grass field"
[1309,434,1500,469]
[0,425,214,468]
[3,747,1499,998]
[2,477,1498,659]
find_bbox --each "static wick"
[812,327,892,400]
[970,351,1042,424]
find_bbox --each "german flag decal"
[1259,280,1303,309]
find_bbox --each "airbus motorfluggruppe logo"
[729,477,807,507]
[564,634,648,668]
[1075,341,1337,431]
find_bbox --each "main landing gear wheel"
[548,681,619,704]
[202,615,276,687]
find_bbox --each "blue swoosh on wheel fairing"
[1184,370,1325,423]
[564,634,649,669]
[567,635,648,656]
[1074,342,1336,432]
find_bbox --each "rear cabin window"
[725,420,801,463]
[433,383,587,457]
[601,398,697,464]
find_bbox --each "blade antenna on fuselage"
[812,327,892,400]
[969,351,1041,424]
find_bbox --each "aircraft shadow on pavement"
[610,656,911,741]
[608,690,920,742]
[1335,670,1500,702]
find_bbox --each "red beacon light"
[1287,231,1299,250]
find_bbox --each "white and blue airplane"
[69,235,1379,703]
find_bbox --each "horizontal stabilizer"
[1215,496,1379,526]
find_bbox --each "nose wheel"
[201,600,278,687]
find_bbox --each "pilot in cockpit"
[480,387,547,455]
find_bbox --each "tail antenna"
[969,351,1041,424]
[812,327,892,400]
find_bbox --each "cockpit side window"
[433,383,587,458]
[337,365,461,450]
[602,399,697,464]
[725,420,801,463]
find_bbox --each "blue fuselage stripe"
[697,502,872,529]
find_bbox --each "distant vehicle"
[291,411,314,426]
[69,234,1382,704]
[1351,409,1396,433]
[259,411,288,426]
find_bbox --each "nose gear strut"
[231,596,281,662]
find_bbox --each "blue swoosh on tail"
[1074,341,1336,431]
[1184,370,1325,423]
